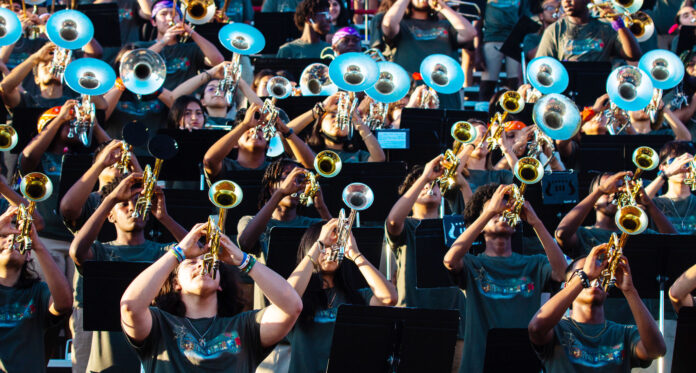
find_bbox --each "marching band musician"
[69,173,188,372]
[529,248,666,372]
[277,0,332,58]
[443,183,568,373]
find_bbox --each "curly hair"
[154,262,244,317]
[398,164,424,195]
[294,0,330,31]
[101,175,128,196]
[257,158,305,210]
[463,183,499,225]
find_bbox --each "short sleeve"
[535,255,554,291]
[358,288,374,304]
[243,309,275,365]
[261,0,276,12]
[534,25,557,58]
[64,192,102,233]
[91,242,107,261]
[384,220,406,251]
[447,255,471,289]
[237,215,262,255]
[276,44,291,58]
[125,307,161,359]
[522,33,540,54]
[242,0,254,21]
[627,324,652,368]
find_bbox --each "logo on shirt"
[314,307,339,324]
[176,327,242,360]
[487,0,520,9]
[563,38,604,57]
[118,100,163,116]
[474,267,536,299]
[119,8,133,22]
[167,57,191,74]
[0,299,37,327]
[560,331,625,367]
[408,25,449,41]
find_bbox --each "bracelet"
[170,245,185,263]
[241,254,257,274]
[659,171,669,182]
[611,17,625,31]
[362,132,374,139]
[115,77,126,92]
[306,254,319,267]
[351,253,363,262]
[313,102,325,119]
[203,71,212,82]
[573,269,591,288]
[237,252,249,269]
[283,128,294,138]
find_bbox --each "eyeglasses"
[315,11,331,19]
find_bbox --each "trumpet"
[0,8,22,47]
[479,91,524,150]
[429,121,477,195]
[366,101,388,130]
[299,63,337,96]
[326,183,373,263]
[684,155,696,191]
[69,95,96,147]
[120,49,167,96]
[612,146,657,235]
[217,23,265,105]
[179,0,216,42]
[336,91,358,133]
[10,172,52,254]
[46,10,94,81]
[254,76,292,141]
[598,232,626,291]
[0,125,18,151]
[296,150,342,206]
[203,179,242,279]
[420,87,440,109]
[132,135,178,219]
[500,157,544,226]
[217,55,240,106]
[116,121,148,175]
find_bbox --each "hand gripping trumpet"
[10,172,53,254]
[296,150,342,206]
[326,183,373,263]
[480,91,525,151]
[116,121,149,175]
[499,157,544,226]
[428,121,477,195]
[598,232,626,291]
[254,76,292,141]
[46,10,95,81]
[684,155,696,191]
[203,180,242,279]
[132,135,178,220]
[217,23,266,105]
[612,146,657,236]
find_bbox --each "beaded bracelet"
[241,255,257,274]
[170,245,185,263]
[573,269,591,288]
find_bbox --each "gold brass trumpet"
[429,121,477,195]
[297,150,342,206]
[132,136,178,220]
[598,232,626,291]
[500,157,544,226]
[480,91,525,151]
[684,155,696,191]
[612,146,657,235]
[0,125,18,151]
[11,172,53,254]
[203,179,242,279]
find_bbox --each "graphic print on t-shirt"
[166,57,191,74]
[487,0,520,8]
[174,324,242,362]
[563,38,604,57]
[0,299,37,327]
[560,331,624,367]
[408,25,449,41]
[474,267,536,299]
[314,307,339,324]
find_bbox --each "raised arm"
[346,234,397,306]
[20,100,77,174]
[274,117,315,169]
[0,43,53,108]
[521,201,567,282]
[636,187,677,234]
[644,153,692,198]
[614,20,641,61]
[287,220,338,296]
[669,264,696,313]
[663,107,692,141]
[170,62,227,100]
[0,177,44,231]
[431,0,477,43]
[30,226,73,315]
[381,0,409,40]
[151,187,189,242]
[203,104,262,179]
[353,114,385,162]
[186,24,224,66]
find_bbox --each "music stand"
[271,96,326,125]
[77,4,121,48]
[148,189,213,242]
[388,108,446,164]
[483,329,543,373]
[576,135,671,175]
[327,305,460,373]
[562,61,612,109]
[446,109,490,124]
[253,13,302,55]
[156,129,227,184]
[672,307,696,373]
[676,26,696,55]
[82,261,152,331]
[499,16,541,63]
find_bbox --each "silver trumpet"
[46,10,94,81]
[326,183,374,263]
[217,23,265,105]
[255,76,292,142]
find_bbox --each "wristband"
[611,17,625,31]
[203,70,212,82]
[241,254,257,274]
[283,128,294,138]
[237,252,249,269]
[573,269,591,288]
[350,253,364,262]
[313,102,325,119]
[659,171,669,182]
[581,107,596,123]
[170,245,185,263]
[115,77,126,92]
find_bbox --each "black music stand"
[446,109,490,124]
[499,16,541,63]
[562,61,612,109]
[266,227,383,289]
[250,57,329,82]
[672,307,696,373]
[253,13,302,55]
[77,4,121,48]
[676,26,696,55]
[10,107,47,155]
[156,129,227,183]
[576,135,672,175]
[327,305,460,373]
[388,108,445,164]
[82,261,152,331]
[483,329,543,373]
[148,189,213,242]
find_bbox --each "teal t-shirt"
[335,149,371,163]
[0,281,54,373]
[287,288,373,373]
[483,0,527,42]
[651,195,696,235]
[64,191,102,234]
[451,252,552,373]
[276,39,330,59]
[535,18,619,61]
[128,307,271,373]
[535,317,651,372]
[465,169,514,193]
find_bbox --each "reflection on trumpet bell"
[314,150,342,178]
[0,125,18,151]
[606,66,653,111]
[533,93,581,141]
[527,56,569,95]
[218,23,266,55]
[627,12,654,42]
[365,61,410,104]
[419,54,464,95]
[0,8,22,47]
[20,172,53,203]
[343,183,374,211]
[632,146,658,173]
[300,63,337,96]
[499,91,524,114]
[452,121,477,145]
[266,76,292,100]
[328,52,378,92]
[638,49,684,90]
[182,0,216,24]
[209,180,243,209]
[514,157,544,184]
[615,205,648,235]
[120,49,167,95]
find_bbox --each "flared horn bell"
[527,56,569,94]
[46,10,94,50]
[64,58,117,96]
[419,54,464,95]
[0,9,22,47]
[365,61,411,103]
[266,76,293,100]
[514,157,544,184]
[208,180,243,209]
[451,121,477,144]
[218,23,265,55]
[638,49,684,90]
[120,49,166,95]
[612,0,643,14]
[314,150,342,178]
[533,93,581,140]
[342,183,374,211]
[20,172,53,202]
[615,205,648,235]
[499,91,525,114]
[300,63,337,96]
[0,125,18,151]
[606,66,653,111]
[632,146,658,171]
[629,12,654,42]
[182,0,216,24]
[328,52,379,92]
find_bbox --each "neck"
[40,83,62,99]
[271,203,297,221]
[412,203,439,219]
[568,12,590,24]
[594,212,618,231]
[323,137,344,150]
[483,237,513,257]
[664,181,692,199]
[321,272,335,288]
[301,24,320,43]
[410,9,429,20]
[206,107,228,118]
[466,154,487,170]
[570,301,605,324]
[0,264,20,288]
[182,292,218,318]
[631,119,651,134]
[114,229,146,246]
[236,150,266,169]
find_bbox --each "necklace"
[185,316,217,346]
[666,195,693,231]
[326,288,338,309]
[569,317,607,339]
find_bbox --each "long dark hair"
[306,112,360,153]
[296,222,366,322]
[154,262,244,317]
[168,96,206,129]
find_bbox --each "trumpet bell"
[613,0,643,14]
[266,133,285,157]
[46,10,94,50]
[218,23,265,55]
[25,0,46,4]
[499,90,525,114]
[299,63,337,96]
[182,0,216,24]
[0,9,21,47]
[419,54,464,94]
[314,150,342,178]
[632,146,658,171]
[0,125,18,151]
[266,76,292,100]
[629,12,654,42]
[120,49,166,95]
[514,157,544,184]
[208,180,243,209]
[532,93,581,140]
[451,121,477,144]
[20,172,53,202]
[64,58,117,96]
[615,205,648,235]
[328,52,379,92]
[365,61,411,103]
[638,49,684,90]
[342,182,374,211]
[527,56,569,94]
[606,66,653,111]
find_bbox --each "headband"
[332,27,360,46]
[151,1,183,20]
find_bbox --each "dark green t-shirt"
[0,281,54,373]
[82,240,173,372]
[523,32,542,56]
[287,288,373,373]
[483,0,528,42]
[466,169,514,193]
[335,149,371,163]
[261,0,301,12]
[386,18,460,76]
[128,307,271,373]
[276,39,330,59]
[536,317,651,372]
[450,252,552,373]
[652,195,696,235]
[535,18,619,61]
[64,191,102,234]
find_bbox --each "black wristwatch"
[572,269,591,288]
[283,128,294,138]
